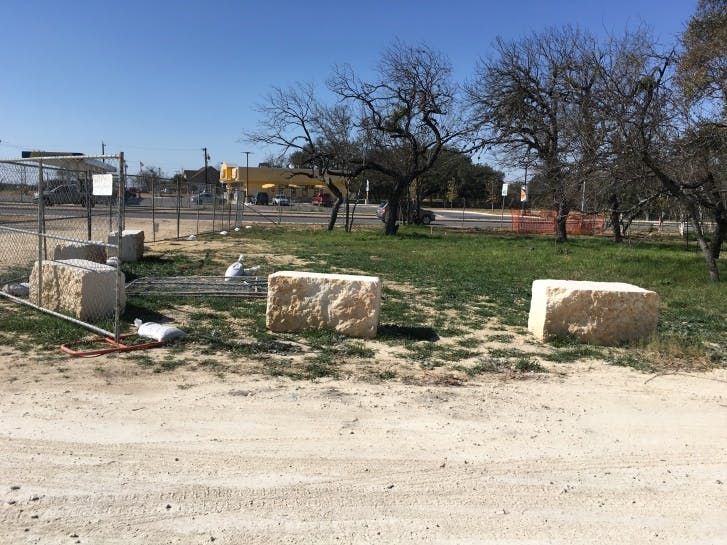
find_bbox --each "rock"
[107,230,145,263]
[528,279,659,346]
[29,259,125,322]
[266,271,382,338]
[53,243,106,264]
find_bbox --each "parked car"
[376,200,435,225]
[311,190,333,207]
[190,192,223,205]
[33,184,94,207]
[250,191,269,205]
[272,194,290,206]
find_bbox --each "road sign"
[501,183,508,197]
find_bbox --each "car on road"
[311,190,333,207]
[250,191,269,205]
[33,184,94,207]
[272,194,290,206]
[190,192,224,205]
[376,200,435,225]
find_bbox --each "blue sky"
[0,0,695,177]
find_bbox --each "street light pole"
[243,151,251,202]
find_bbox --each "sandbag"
[133,318,186,342]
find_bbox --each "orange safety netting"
[510,209,605,235]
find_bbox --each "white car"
[272,195,290,206]
[190,192,223,205]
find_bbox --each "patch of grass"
[303,361,338,379]
[0,303,89,351]
[456,359,508,375]
[157,357,190,372]
[541,345,604,363]
[486,334,515,343]
[515,357,548,373]
[456,337,482,349]
[126,354,155,367]
[403,341,480,370]
[489,347,526,359]
[608,354,657,373]
[341,342,375,358]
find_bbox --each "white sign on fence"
[93,173,113,196]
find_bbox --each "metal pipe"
[0,292,114,338]
[114,152,125,343]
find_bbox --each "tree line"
[247,1,726,281]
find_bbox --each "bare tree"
[603,39,727,280]
[329,41,472,235]
[246,82,359,230]
[248,42,471,236]
[466,26,603,242]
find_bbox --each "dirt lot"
[1,347,726,545]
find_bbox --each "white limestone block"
[266,271,382,338]
[53,242,107,264]
[29,259,125,322]
[108,229,145,262]
[528,279,659,346]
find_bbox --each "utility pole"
[243,151,251,202]
[203,147,210,192]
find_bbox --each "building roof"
[220,163,344,186]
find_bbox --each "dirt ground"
[1,348,726,545]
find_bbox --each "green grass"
[2,226,725,379]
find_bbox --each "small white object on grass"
[225,254,245,280]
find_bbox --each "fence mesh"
[0,155,124,339]
[510,208,605,235]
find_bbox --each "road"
[1,199,681,233]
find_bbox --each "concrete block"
[266,271,382,338]
[29,259,125,322]
[528,279,659,345]
[53,242,107,264]
[108,229,144,262]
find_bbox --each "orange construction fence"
[510,209,605,236]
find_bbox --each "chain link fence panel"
[0,155,125,340]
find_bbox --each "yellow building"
[219,163,346,202]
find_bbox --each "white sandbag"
[225,254,245,281]
[2,282,30,297]
[133,318,186,342]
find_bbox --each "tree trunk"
[710,204,727,260]
[384,200,400,235]
[555,202,569,243]
[609,193,623,243]
[326,179,344,231]
[688,214,720,282]
[383,180,411,236]
[327,200,342,231]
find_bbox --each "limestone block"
[266,271,382,338]
[53,242,107,264]
[29,259,125,322]
[528,279,659,346]
[108,229,144,262]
